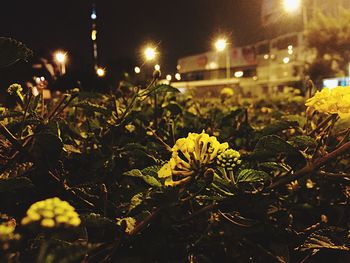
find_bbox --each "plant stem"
[268,140,350,189]
[129,207,161,236]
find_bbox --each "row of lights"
[54,50,106,77]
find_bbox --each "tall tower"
[91,3,98,71]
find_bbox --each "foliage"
[1,40,350,262]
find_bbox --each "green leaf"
[129,192,145,212]
[0,177,33,192]
[148,84,180,96]
[257,120,299,138]
[30,132,63,165]
[258,162,290,172]
[236,169,269,184]
[164,101,183,115]
[0,37,33,68]
[124,168,162,188]
[81,213,116,228]
[253,135,306,169]
[73,101,111,115]
[288,135,317,150]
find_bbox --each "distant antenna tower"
[91,3,98,71]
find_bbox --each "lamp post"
[282,0,308,28]
[54,51,67,75]
[214,38,231,79]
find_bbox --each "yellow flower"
[116,217,136,234]
[21,197,81,228]
[158,131,229,187]
[216,149,242,171]
[305,86,350,119]
[220,87,234,99]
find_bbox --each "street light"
[214,38,230,79]
[134,66,141,74]
[144,47,157,61]
[54,51,67,75]
[96,67,106,77]
[282,0,301,13]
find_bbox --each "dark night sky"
[1,0,263,76]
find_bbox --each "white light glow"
[283,57,290,64]
[154,64,160,71]
[234,71,244,78]
[214,38,227,52]
[55,52,66,63]
[96,67,106,77]
[283,0,301,13]
[175,73,181,80]
[134,66,141,74]
[144,47,157,61]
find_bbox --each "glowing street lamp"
[134,66,141,74]
[96,67,106,77]
[54,51,67,75]
[154,64,160,71]
[166,74,172,81]
[214,38,230,79]
[282,0,301,13]
[215,38,228,52]
[175,73,181,81]
[144,47,157,61]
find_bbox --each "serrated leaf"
[288,135,317,150]
[73,101,111,115]
[0,37,33,68]
[164,101,183,115]
[124,168,162,188]
[236,169,269,184]
[253,135,306,169]
[81,213,115,228]
[148,84,180,96]
[30,132,63,165]
[257,120,299,138]
[0,177,33,192]
[258,162,290,172]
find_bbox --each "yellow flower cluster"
[21,197,81,228]
[216,149,242,171]
[158,131,229,186]
[305,87,350,119]
[0,224,17,241]
[220,87,234,99]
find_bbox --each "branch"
[268,140,350,189]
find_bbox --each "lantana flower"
[305,86,350,119]
[21,197,81,228]
[158,131,229,186]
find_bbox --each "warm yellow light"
[91,30,97,41]
[283,0,301,13]
[144,47,157,61]
[96,67,106,77]
[154,64,160,71]
[214,38,227,52]
[134,66,141,74]
[166,74,172,81]
[234,71,244,78]
[175,73,181,81]
[283,57,290,64]
[55,52,66,63]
